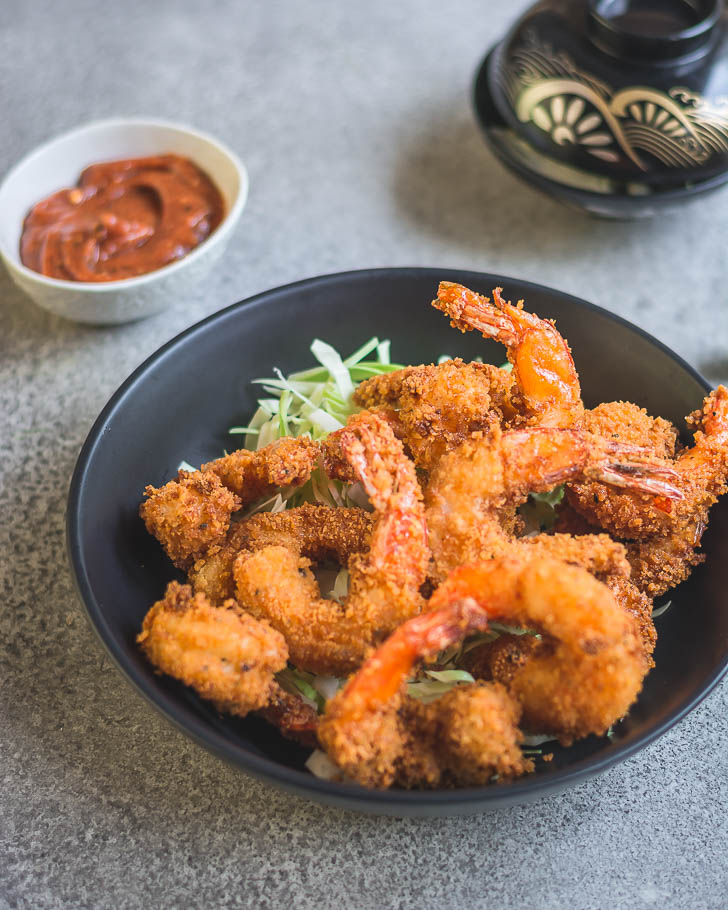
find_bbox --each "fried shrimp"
[425,424,682,584]
[352,359,515,471]
[189,503,373,604]
[429,557,648,742]
[233,411,429,675]
[566,400,680,538]
[464,571,657,692]
[140,437,319,569]
[137,581,288,717]
[136,281,728,790]
[433,282,584,428]
[318,600,530,788]
[140,470,242,569]
[567,387,728,596]
[202,436,320,500]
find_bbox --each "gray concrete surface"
[1,1,727,907]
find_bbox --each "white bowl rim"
[0,116,249,292]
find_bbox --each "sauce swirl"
[20,154,225,282]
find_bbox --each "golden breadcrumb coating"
[234,412,428,676]
[425,424,676,584]
[353,360,515,471]
[189,504,374,604]
[137,581,287,717]
[566,389,728,596]
[140,471,242,569]
[430,558,648,745]
[317,599,530,788]
[202,436,319,499]
[431,683,533,786]
[604,575,656,664]
[566,401,679,538]
[433,282,584,428]
[319,682,531,790]
[140,438,319,571]
[626,534,705,598]
[462,633,541,688]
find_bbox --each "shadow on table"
[389,103,677,262]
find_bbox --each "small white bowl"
[0,118,248,324]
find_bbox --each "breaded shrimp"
[391,683,532,789]
[429,557,649,742]
[566,400,679,538]
[531,527,657,661]
[137,582,288,717]
[189,503,373,604]
[626,529,707,598]
[464,571,657,695]
[604,575,657,661]
[140,470,242,569]
[352,359,516,471]
[570,390,728,537]
[425,424,681,584]
[433,282,584,428]
[568,388,728,596]
[318,600,530,788]
[202,436,319,500]
[140,437,319,569]
[551,504,656,657]
[234,411,429,675]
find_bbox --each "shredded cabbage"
[276,667,326,712]
[407,669,475,704]
[652,599,672,618]
[230,337,402,515]
[305,749,341,780]
[520,484,565,533]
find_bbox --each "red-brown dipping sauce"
[20,155,225,282]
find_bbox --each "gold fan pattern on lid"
[498,36,728,170]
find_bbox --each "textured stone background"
[1,1,727,907]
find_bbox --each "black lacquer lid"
[587,0,722,63]
[473,0,728,216]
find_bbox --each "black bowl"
[474,0,728,217]
[67,268,728,816]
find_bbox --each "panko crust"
[353,360,515,471]
[463,633,541,689]
[233,546,377,676]
[318,683,532,790]
[433,683,533,785]
[202,436,319,499]
[140,470,242,569]
[604,575,656,665]
[137,581,288,717]
[189,504,374,604]
[566,401,679,539]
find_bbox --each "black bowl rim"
[66,266,728,813]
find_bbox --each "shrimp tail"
[586,458,684,500]
[335,601,490,722]
[433,282,583,428]
[588,466,684,500]
[434,282,519,344]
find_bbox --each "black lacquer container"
[474,0,728,216]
